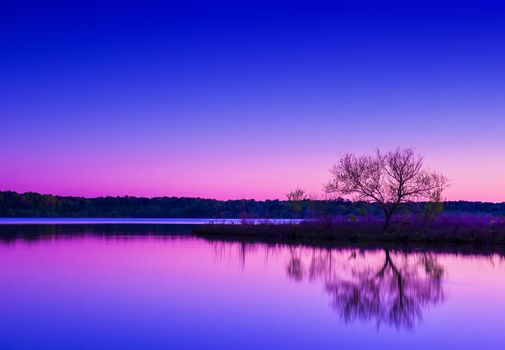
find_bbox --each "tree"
[325,148,448,230]
[421,186,445,222]
[286,188,307,216]
[286,188,307,202]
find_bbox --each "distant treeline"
[0,191,504,218]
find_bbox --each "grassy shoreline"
[193,219,505,245]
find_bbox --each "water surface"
[0,226,504,349]
[0,218,302,225]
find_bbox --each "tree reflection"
[209,240,447,331]
[286,247,306,282]
[286,248,445,330]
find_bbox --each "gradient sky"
[1,1,504,201]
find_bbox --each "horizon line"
[2,190,504,205]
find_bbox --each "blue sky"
[1,1,505,200]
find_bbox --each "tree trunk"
[383,212,393,232]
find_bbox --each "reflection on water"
[320,249,443,330]
[210,240,500,331]
[1,227,505,349]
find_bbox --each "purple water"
[0,228,504,349]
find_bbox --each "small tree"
[421,185,445,222]
[325,148,447,231]
[286,188,307,216]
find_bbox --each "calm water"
[0,226,504,349]
[0,218,303,225]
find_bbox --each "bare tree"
[325,148,448,230]
[286,188,307,202]
[286,188,308,216]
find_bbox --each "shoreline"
[193,221,505,245]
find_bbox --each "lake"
[0,218,304,225]
[0,225,504,349]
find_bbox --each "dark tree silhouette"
[286,188,308,217]
[2,190,505,219]
[325,148,448,230]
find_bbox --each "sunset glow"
[2,2,504,201]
